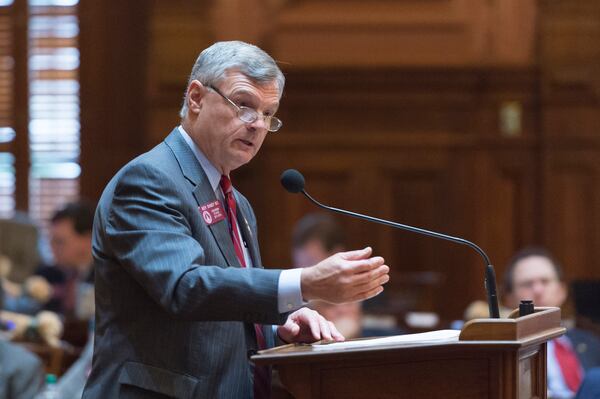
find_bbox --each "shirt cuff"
[277,268,305,313]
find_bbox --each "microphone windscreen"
[280,169,305,193]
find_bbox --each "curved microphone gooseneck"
[281,168,500,319]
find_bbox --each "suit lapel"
[165,129,241,268]
[164,128,204,186]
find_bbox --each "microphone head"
[280,169,305,193]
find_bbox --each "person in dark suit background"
[82,41,390,399]
[36,201,96,320]
[576,368,600,399]
[503,247,600,399]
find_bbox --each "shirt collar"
[178,125,222,193]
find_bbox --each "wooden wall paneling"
[247,140,478,319]
[455,148,502,314]
[148,0,214,89]
[267,0,536,67]
[542,149,600,281]
[146,0,215,147]
[79,1,150,201]
[243,136,479,318]
[485,0,537,66]
[211,0,275,43]
[232,67,540,320]
[270,0,478,67]
[250,141,369,269]
[539,0,600,141]
[478,147,540,292]
[12,0,29,211]
[145,0,537,71]
[538,0,600,290]
[454,138,541,310]
[377,148,464,316]
[471,69,539,140]
[278,68,488,140]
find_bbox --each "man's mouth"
[239,139,253,147]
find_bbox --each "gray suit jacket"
[82,129,287,399]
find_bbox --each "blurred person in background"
[36,201,96,321]
[503,247,600,399]
[292,213,401,338]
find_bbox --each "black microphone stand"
[300,190,501,319]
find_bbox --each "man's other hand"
[300,247,389,303]
[277,307,345,344]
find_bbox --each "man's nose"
[247,115,269,131]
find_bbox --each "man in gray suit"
[82,41,390,399]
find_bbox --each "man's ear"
[186,80,208,114]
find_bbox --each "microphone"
[280,168,501,319]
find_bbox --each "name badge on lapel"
[199,201,226,225]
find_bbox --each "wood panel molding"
[267,0,535,67]
[543,150,600,280]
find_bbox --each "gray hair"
[179,41,285,119]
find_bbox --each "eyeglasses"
[208,85,283,132]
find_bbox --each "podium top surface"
[253,307,565,365]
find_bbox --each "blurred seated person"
[36,201,95,321]
[1,254,53,316]
[292,213,401,338]
[0,212,41,284]
[0,282,44,399]
[503,247,600,399]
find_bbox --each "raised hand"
[300,247,389,304]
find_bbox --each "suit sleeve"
[100,162,287,325]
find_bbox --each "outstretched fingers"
[343,256,386,276]
[362,264,389,283]
[344,263,390,302]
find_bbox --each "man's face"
[508,255,567,308]
[186,71,280,175]
[49,219,90,270]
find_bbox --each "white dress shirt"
[547,337,578,399]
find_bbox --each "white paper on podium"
[310,329,460,351]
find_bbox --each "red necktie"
[220,175,270,399]
[554,338,583,393]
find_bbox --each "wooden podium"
[253,307,565,399]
